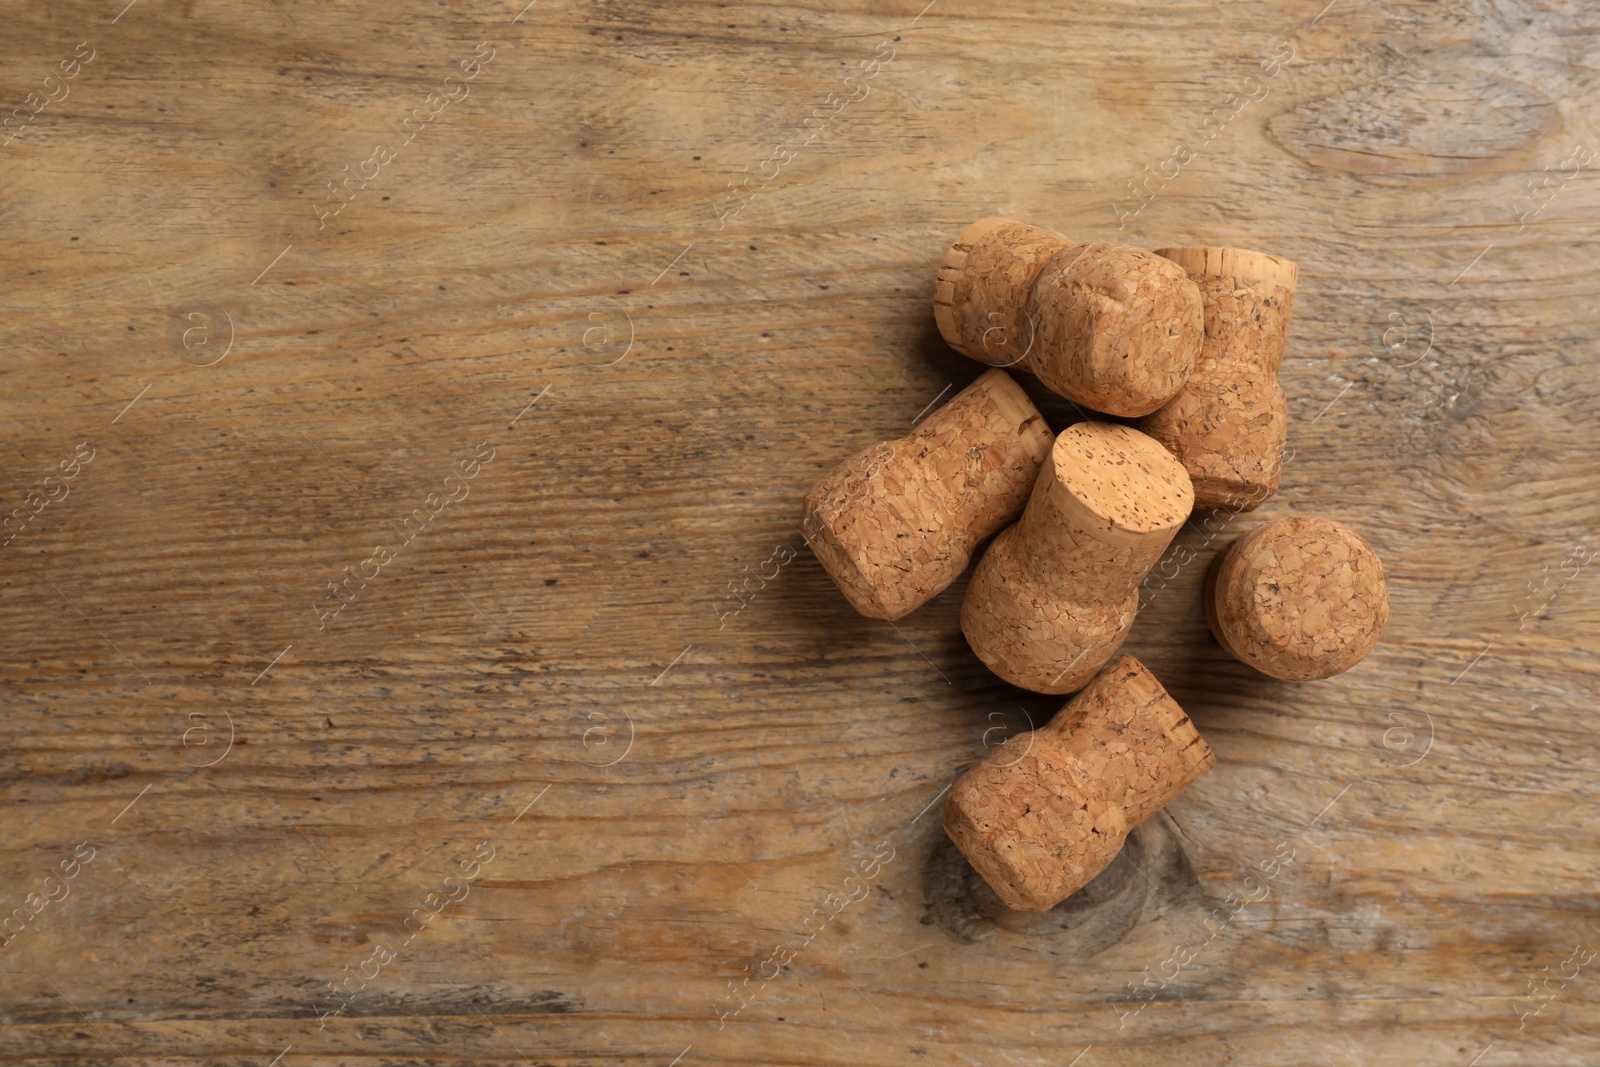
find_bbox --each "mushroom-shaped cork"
[943,655,1215,912]
[1205,516,1389,681]
[961,421,1194,693]
[933,217,1203,418]
[802,369,1054,620]
[1137,246,1298,511]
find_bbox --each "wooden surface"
[2,1,1597,1064]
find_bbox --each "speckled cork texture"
[960,422,1194,693]
[1205,516,1389,681]
[802,369,1055,621]
[943,655,1216,912]
[1136,247,1298,510]
[932,217,1204,418]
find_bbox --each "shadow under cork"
[906,314,1093,436]
[921,811,1202,960]
[907,314,982,402]
[1122,508,1300,741]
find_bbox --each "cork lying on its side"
[944,655,1216,912]
[1205,516,1390,680]
[933,217,1204,418]
[802,369,1055,621]
[961,422,1194,693]
[1137,247,1298,511]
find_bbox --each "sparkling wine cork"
[1205,516,1389,680]
[802,369,1055,621]
[943,655,1215,912]
[932,217,1204,418]
[960,422,1193,693]
[1136,247,1298,511]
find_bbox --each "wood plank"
[1,0,1597,1063]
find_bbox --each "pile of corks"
[801,218,1390,912]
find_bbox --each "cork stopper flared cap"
[934,218,1204,417]
[1137,245,1298,512]
[802,369,1054,619]
[943,655,1216,911]
[959,423,1194,694]
[1205,516,1389,681]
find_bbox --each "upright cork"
[961,422,1194,693]
[933,217,1204,418]
[1136,247,1298,510]
[944,655,1216,911]
[1205,516,1389,680]
[802,369,1055,621]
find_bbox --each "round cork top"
[1048,423,1194,547]
[1206,516,1389,681]
[1155,246,1299,292]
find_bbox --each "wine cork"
[960,422,1193,693]
[1136,247,1298,511]
[1205,516,1389,681]
[943,655,1215,912]
[932,217,1204,418]
[802,369,1055,621]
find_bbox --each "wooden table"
[3,0,1596,1063]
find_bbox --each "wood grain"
[2,0,1598,1064]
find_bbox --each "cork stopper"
[960,422,1194,693]
[1136,246,1298,511]
[933,218,1204,418]
[943,655,1215,912]
[1205,516,1389,681]
[802,369,1055,620]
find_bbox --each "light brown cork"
[1205,516,1389,681]
[960,422,1194,693]
[802,369,1055,620]
[933,217,1205,417]
[1136,247,1298,511]
[943,654,1216,912]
